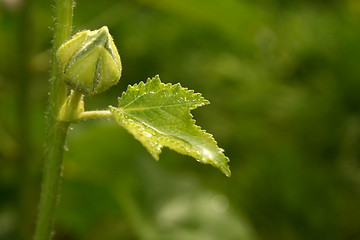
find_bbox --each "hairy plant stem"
[34,0,74,240]
[34,122,70,240]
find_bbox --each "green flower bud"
[57,26,122,95]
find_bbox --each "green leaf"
[109,75,230,176]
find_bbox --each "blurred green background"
[1,0,360,239]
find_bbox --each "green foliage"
[1,0,360,240]
[34,7,231,238]
[110,75,230,176]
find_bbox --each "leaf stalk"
[77,110,113,120]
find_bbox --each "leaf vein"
[124,102,202,111]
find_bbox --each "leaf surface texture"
[110,75,230,176]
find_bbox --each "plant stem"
[57,90,84,122]
[66,90,83,117]
[34,122,70,240]
[78,110,113,120]
[34,0,74,240]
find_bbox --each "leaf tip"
[220,161,231,177]
[223,168,231,177]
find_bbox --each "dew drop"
[144,132,152,137]
[202,149,213,161]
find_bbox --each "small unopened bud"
[57,26,122,95]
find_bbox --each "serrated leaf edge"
[110,75,230,176]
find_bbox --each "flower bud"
[57,26,122,95]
